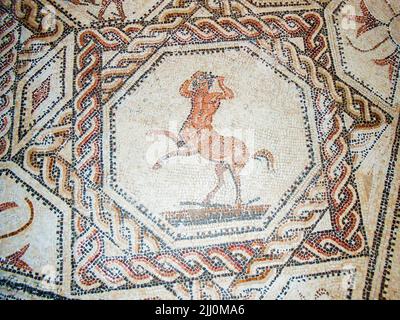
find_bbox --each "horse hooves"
[235,202,243,209]
[202,197,213,206]
[152,163,162,170]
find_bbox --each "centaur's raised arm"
[179,79,193,98]
[217,77,234,99]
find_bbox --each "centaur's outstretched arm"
[216,77,234,99]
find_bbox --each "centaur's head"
[191,71,217,92]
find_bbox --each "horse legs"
[229,165,244,207]
[152,146,196,170]
[203,163,227,204]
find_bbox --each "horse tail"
[253,149,275,171]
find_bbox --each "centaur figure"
[149,71,275,207]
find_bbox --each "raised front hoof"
[152,163,162,170]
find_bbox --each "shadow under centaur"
[148,71,276,223]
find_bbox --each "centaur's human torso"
[179,71,233,133]
[178,73,236,161]
[184,92,222,131]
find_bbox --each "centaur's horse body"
[150,71,275,206]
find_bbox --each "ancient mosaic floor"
[0,0,399,300]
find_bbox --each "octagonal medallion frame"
[70,7,373,295]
